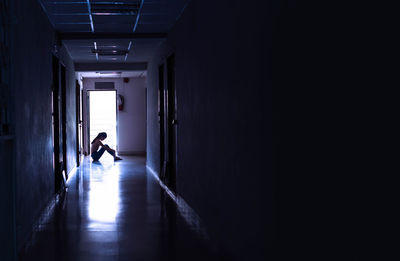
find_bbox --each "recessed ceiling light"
[92,49,128,56]
[91,3,140,15]
[99,72,121,75]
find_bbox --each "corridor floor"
[19,156,219,261]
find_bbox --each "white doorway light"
[89,91,117,152]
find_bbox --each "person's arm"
[99,141,114,152]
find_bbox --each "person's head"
[91,132,107,144]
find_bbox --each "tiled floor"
[19,156,219,261]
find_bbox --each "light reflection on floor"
[19,156,220,261]
[88,157,120,228]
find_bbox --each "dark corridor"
[0,0,366,260]
[18,157,218,261]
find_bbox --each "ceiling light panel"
[99,56,125,62]
[95,39,131,48]
[91,2,140,15]
[92,14,135,24]
[90,39,131,58]
[91,2,140,32]
[91,22,133,33]
[92,49,129,56]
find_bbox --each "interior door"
[76,80,81,166]
[52,55,62,192]
[60,64,67,179]
[166,54,177,192]
[80,89,84,155]
[158,64,165,179]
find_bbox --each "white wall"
[82,77,146,155]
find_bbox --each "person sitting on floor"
[91,132,122,162]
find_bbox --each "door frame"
[158,64,165,179]
[87,90,118,154]
[75,80,81,166]
[52,55,62,192]
[60,63,67,179]
[166,53,177,192]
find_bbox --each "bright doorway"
[89,91,117,152]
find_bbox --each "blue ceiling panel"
[56,23,92,32]
[92,14,136,25]
[44,3,88,14]
[52,14,91,24]
[93,23,133,33]
[39,0,191,63]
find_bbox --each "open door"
[158,64,166,179]
[166,54,177,192]
[88,90,117,156]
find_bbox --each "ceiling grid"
[39,0,190,64]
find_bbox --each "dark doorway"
[60,64,67,179]
[76,80,81,167]
[51,55,62,192]
[166,54,177,192]
[80,89,84,155]
[158,64,165,179]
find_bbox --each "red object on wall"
[123,77,129,83]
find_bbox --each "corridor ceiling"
[39,0,189,64]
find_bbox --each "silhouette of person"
[91,132,122,162]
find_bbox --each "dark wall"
[0,139,15,260]
[146,43,167,175]
[147,1,273,260]
[0,0,16,259]
[59,46,77,175]
[11,0,77,250]
[145,1,364,260]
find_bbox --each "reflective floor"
[20,156,220,261]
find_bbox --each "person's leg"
[91,152,98,161]
[104,144,122,161]
[103,144,116,157]
[92,147,106,161]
